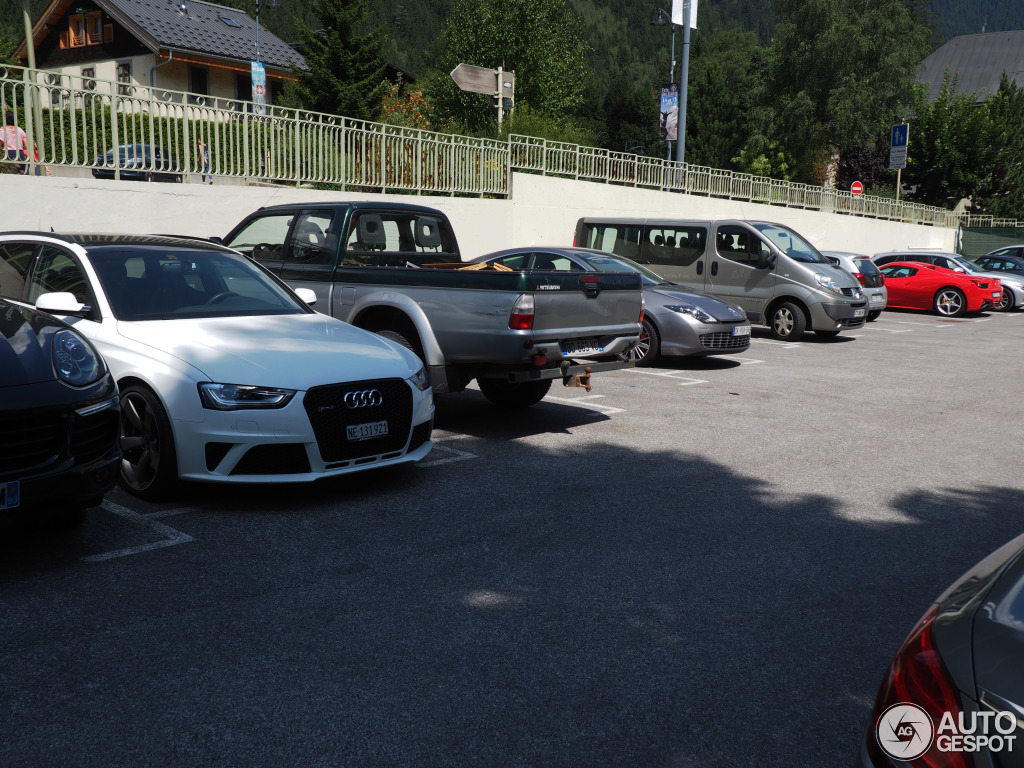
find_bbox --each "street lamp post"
[676,0,691,165]
[652,9,676,163]
[254,0,279,63]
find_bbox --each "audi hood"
[111,313,421,389]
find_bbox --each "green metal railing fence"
[3,64,1016,233]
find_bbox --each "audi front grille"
[303,379,413,463]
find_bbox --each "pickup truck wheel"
[376,329,424,362]
[477,378,552,408]
[769,301,807,341]
[635,318,660,366]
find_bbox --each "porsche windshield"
[87,247,307,321]
[752,224,827,264]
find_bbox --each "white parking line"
[629,369,709,386]
[751,339,802,349]
[419,440,478,467]
[718,355,764,364]
[82,500,194,563]
[545,393,626,414]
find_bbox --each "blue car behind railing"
[92,144,182,183]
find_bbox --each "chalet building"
[919,30,1024,103]
[14,0,307,105]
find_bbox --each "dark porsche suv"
[0,297,120,528]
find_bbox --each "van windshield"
[752,224,827,264]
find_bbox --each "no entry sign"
[851,181,864,195]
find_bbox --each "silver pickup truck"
[221,202,643,407]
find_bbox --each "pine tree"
[286,0,389,121]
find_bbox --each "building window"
[116,61,132,96]
[81,67,95,91]
[69,14,86,47]
[189,66,209,97]
[67,11,104,47]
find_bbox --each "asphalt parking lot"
[4,308,1024,767]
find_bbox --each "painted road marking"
[546,393,626,415]
[82,500,194,563]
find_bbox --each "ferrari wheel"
[934,288,966,317]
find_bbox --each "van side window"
[715,226,762,267]
[642,226,707,266]
[578,224,643,261]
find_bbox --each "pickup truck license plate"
[854,309,866,318]
[563,338,604,356]
[346,421,388,441]
[1,481,20,510]
[732,325,751,337]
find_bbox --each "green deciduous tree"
[426,0,591,135]
[285,0,389,121]
[903,72,995,208]
[748,0,934,183]
[975,75,1024,220]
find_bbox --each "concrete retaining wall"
[0,171,955,259]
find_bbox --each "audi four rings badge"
[344,390,383,408]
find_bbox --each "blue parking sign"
[891,123,909,148]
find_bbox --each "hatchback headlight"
[666,304,717,324]
[53,329,105,387]
[199,383,296,410]
[407,365,430,392]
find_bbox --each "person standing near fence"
[197,137,212,184]
[1,111,33,175]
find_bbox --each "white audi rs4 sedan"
[0,232,434,500]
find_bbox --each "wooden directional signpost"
[450,63,515,133]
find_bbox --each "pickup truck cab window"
[343,212,457,266]
[225,214,292,267]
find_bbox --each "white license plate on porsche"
[732,325,751,337]
[346,420,388,441]
[563,338,604,356]
[854,309,866,318]
[1,481,20,510]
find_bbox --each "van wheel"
[478,378,552,408]
[635,318,660,366]
[769,302,807,341]
[119,384,178,500]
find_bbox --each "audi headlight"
[666,304,718,324]
[814,272,846,295]
[199,383,296,410]
[408,365,430,392]
[52,329,105,387]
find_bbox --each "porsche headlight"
[199,383,296,410]
[407,364,431,392]
[52,329,105,387]
[666,304,718,324]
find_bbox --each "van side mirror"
[757,248,777,270]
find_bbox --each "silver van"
[574,218,867,341]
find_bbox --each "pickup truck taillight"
[509,294,535,330]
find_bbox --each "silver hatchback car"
[822,251,888,321]
[473,247,752,365]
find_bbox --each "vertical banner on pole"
[252,61,267,116]
[671,0,698,28]
[660,84,678,142]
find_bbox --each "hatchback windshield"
[582,253,670,286]
[87,247,307,321]
[753,223,826,264]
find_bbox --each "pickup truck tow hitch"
[561,362,592,392]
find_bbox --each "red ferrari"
[877,261,1002,317]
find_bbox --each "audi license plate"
[563,338,603,356]
[854,309,866,318]
[1,481,20,510]
[347,420,388,441]
[732,325,751,337]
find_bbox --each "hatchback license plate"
[854,309,866,318]
[870,294,884,304]
[563,338,603,356]
[732,325,751,337]
[347,420,388,441]
[1,481,20,510]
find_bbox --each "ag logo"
[876,703,935,761]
